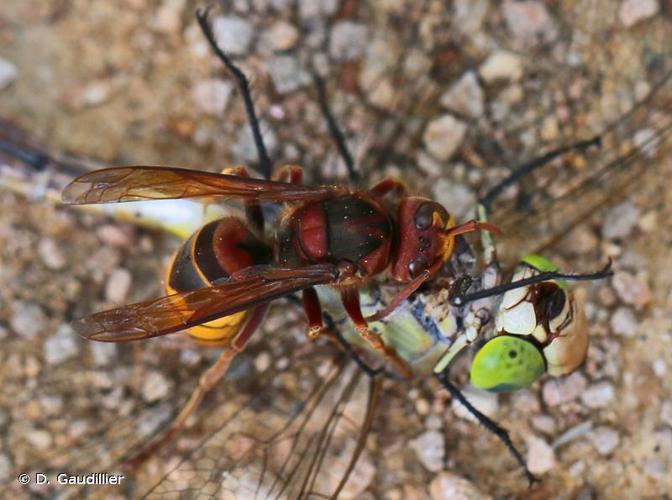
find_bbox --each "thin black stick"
[313,74,359,182]
[451,259,613,306]
[196,7,273,180]
[480,136,601,210]
[436,372,538,486]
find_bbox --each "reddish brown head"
[391,198,457,282]
[390,197,499,283]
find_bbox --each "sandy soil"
[1,1,671,498]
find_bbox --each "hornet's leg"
[122,304,269,472]
[367,177,407,198]
[273,164,304,185]
[196,8,273,180]
[302,286,325,339]
[222,166,265,233]
[340,285,412,379]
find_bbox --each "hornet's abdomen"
[166,217,272,344]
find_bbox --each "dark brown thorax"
[275,194,393,276]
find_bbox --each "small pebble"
[44,324,80,365]
[429,472,489,500]
[612,271,652,307]
[618,0,660,27]
[409,430,444,472]
[479,50,523,83]
[329,22,367,61]
[266,21,299,51]
[154,0,186,33]
[581,381,615,409]
[141,370,173,403]
[610,307,638,337]
[212,16,254,56]
[0,454,11,482]
[525,434,556,474]
[440,71,485,118]
[532,415,556,435]
[601,201,640,240]
[267,55,310,93]
[298,0,339,19]
[89,342,118,367]
[105,268,132,303]
[192,79,233,115]
[96,224,133,247]
[38,237,66,270]
[502,0,558,44]
[423,115,467,161]
[234,119,277,162]
[562,226,600,255]
[10,301,47,339]
[26,429,53,449]
[254,351,271,372]
[432,180,475,219]
[591,426,620,455]
[542,372,587,406]
[652,359,666,377]
[452,0,489,36]
[0,57,18,91]
[660,401,672,427]
[451,385,499,421]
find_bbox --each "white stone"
[105,268,132,303]
[142,370,173,403]
[542,372,587,406]
[409,430,444,472]
[266,21,299,51]
[601,201,640,240]
[502,0,558,44]
[429,471,490,500]
[0,58,18,91]
[10,301,47,339]
[423,115,467,161]
[619,0,659,28]
[212,16,254,56]
[432,179,475,219]
[451,385,499,422]
[581,381,615,409]
[591,426,620,455]
[44,324,80,365]
[610,307,638,337]
[38,237,66,270]
[329,22,367,61]
[525,434,556,474]
[612,271,652,307]
[440,71,485,118]
[267,56,310,94]
[479,51,523,83]
[192,79,233,116]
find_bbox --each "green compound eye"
[470,336,546,393]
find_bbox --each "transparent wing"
[478,3,672,261]
[142,350,380,500]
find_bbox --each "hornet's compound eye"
[408,257,428,278]
[470,335,546,393]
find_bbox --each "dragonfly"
[2,1,670,498]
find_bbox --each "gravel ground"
[1,1,671,498]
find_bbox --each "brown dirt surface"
[1,1,671,498]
